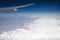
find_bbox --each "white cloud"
[28,18,60,38]
[0,13,60,40]
[0,14,35,33]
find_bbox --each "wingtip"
[31,3,35,5]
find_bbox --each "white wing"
[0,3,34,11]
[10,3,34,8]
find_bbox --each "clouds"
[0,14,35,34]
[0,13,60,40]
[28,18,60,38]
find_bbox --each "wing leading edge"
[0,3,34,11]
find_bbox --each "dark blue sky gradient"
[0,0,60,13]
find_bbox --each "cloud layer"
[0,13,60,40]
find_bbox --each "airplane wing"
[0,3,34,11]
[9,3,34,8]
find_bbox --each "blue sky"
[0,0,60,13]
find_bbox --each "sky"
[0,0,60,40]
[0,0,60,13]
